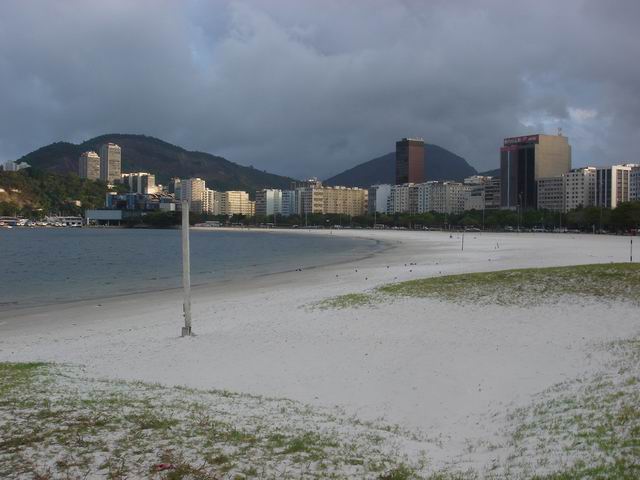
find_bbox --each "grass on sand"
[315,263,640,309]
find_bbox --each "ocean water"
[0,228,380,310]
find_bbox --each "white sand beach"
[1,229,638,473]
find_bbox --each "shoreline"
[0,227,395,320]
[1,230,638,445]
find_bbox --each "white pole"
[181,200,192,336]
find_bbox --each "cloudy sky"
[1,0,639,178]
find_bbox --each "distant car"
[465,227,481,232]
[504,226,514,232]
[532,227,546,233]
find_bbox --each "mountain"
[478,168,500,177]
[15,134,295,192]
[324,144,477,187]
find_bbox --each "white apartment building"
[388,184,414,214]
[180,178,207,213]
[595,164,638,209]
[121,172,158,194]
[79,151,101,180]
[281,190,298,216]
[630,166,640,201]
[255,189,283,216]
[462,176,493,212]
[425,181,467,214]
[368,184,392,214]
[564,167,596,211]
[2,160,30,172]
[537,176,565,212]
[99,143,122,183]
[204,188,222,214]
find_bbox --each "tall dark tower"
[395,138,424,185]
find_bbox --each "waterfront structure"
[484,177,501,210]
[204,188,221,215]
[121,172,157,194]
[297,180,367,216]
[180,178,207,213]
[99,143,122,183]
[462,176,493,211]
[220,191,253,216]
[395,138,425,185]
[423,181,467,214]
[564,167,596,212]
[281,190,298,216]
[500,134,571,209]
[594,164,637,209]
[388,184,414,214]
[368,184,392,214]
[537,176,565,212]
[255,189,283,216]
[631,166,640,201]
[78,151,101,180]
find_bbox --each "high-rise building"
[296,180,368,216]
[484,177,501,210]
[564,167,596,212]
[204,188,221,214]
[255,189,283,216]
[594,164,637,209]
[121,172,157,194]
[388,184,414,214]
[500,134,571,209]
[281,190,298,217]
[368,184,392,214]
[462,176,493,211]
[221,191,253,216]
[79,151,101,180]
[180,178,207,213]
[537,176,565,212]
[99,143,122,183]
[631,166,640,201]
[395,138,425,185]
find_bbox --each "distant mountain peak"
[324,144,477,187]
[16,134,295,192]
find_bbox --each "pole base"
[181,326,192,337]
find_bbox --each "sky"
[1,0,639,179]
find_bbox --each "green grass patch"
[315,263,640,309]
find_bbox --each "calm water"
[0,228,380,310]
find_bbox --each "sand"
[0,229,637,470]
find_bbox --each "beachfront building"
[629,166,640,201]
[396,138,425,185]
[462,176,493,211]
[281,190,298,216]
[484,177,502,209]
[564,167,596,211]
[180,178,207,213]
[220,191,253,216]
[500,134,571,209]
[388,183,414,214]
[368,184,392,214]
[121,172,158,194]
[255,189,283,216]
[204,188,222,215]
[537,176,565,212]
[594,164,637,209]
[99,143,122,183]
[296,180,368,216]
[423,181,467,214]
[79,151,101,180]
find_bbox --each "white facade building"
[255,189,283,216]
[564,167,596,212]
[595,164,638,209]
[387,184,414,214]
[367,184,391,214]
[630,166,640,201]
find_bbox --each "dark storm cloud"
[1,0,639,178]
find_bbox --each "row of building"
[537,164,640,213]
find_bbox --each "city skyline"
[1,1,640,179]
